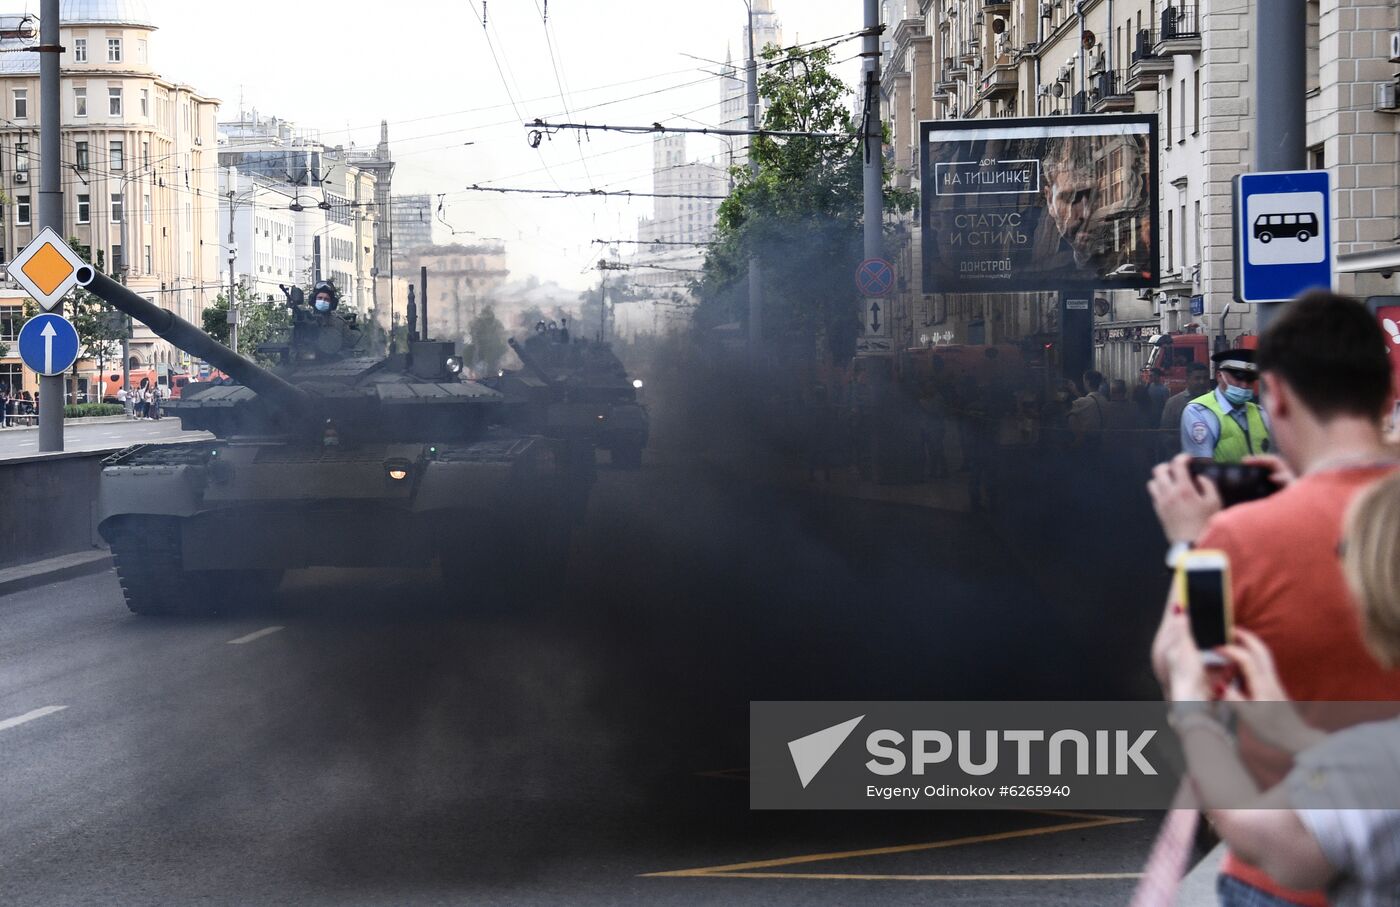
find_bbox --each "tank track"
[106,516,280,617]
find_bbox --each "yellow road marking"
[641,812,1143,880]
[684,872,1144,882]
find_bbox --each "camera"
[1188,458,1280,508]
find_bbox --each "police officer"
[1180,348,1271,462]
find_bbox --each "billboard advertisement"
[920,114,1159,294]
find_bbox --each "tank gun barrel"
[507,337,557,388]
[76,266,312,416]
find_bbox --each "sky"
[149,0,870,292]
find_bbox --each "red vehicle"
[1142,329,1257,396]
[100,368,191,403]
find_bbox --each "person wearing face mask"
[310,281,338,315]
[1179,348,1271,462]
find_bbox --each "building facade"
[390,193,435,260]
[217,110,386,318]
[395,242,509,344]
[0,0,222,389]
[881,0,1400,383]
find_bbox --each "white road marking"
[227,626,285,645]
[0,705,68,732]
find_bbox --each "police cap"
[1211,347,1257,375]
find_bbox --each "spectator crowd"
[1135,291,1400,907]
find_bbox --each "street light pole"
[227,185,239,353]
[744,0,763,358]
[36,0,63,451]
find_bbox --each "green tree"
[696,45,916,363]
[464,305,508,373]
[201,285,291,362]
[66,242,125,399]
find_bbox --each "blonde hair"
[1343,471,1400,668]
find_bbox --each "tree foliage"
[65,243,125,375]
[201,284,291,363]
[695,46,916,363]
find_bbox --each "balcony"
[959,41,980,66]
[936,61,960,92]
[976,61,1018,102]
[1088,70,1134,112]
[1127,29,1172,90]
[982,0,1011,11]
[1154,5,1201,55]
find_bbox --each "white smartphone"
[1178,550,1233,666]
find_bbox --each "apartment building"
[883,0,1400,382]
[0,0,221,387]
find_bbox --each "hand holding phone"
[1177,550,1234,665]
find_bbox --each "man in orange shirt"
[1148,291,1400,907]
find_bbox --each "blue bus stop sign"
[17,313,81,377]
[1233,170,1332,303]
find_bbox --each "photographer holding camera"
[1147,291,1400,907]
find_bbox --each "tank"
[77,267,593,616]
[494,320,649,468]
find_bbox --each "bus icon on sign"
[1245,190,1327,267]
[1254,212,1318,244]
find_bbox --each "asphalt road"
[0,418,211,458]
[0,459,1164,905]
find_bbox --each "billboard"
[920,114,1159,293]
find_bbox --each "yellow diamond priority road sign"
[9,227,86,311]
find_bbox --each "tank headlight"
[385,459,412,482]
[446,356,464,375]
[632,379,644,390]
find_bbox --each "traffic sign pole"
[37,0,64,451]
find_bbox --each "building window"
[140,89,149,118]
[107,38,122,63]
[17,194,30,225]
[1179,78,1186,143]
[1180,203,1187,266]
[1192,70,1200,135]
[108,87,122,116]
[143,192,151,223]
[109,139,123,171]
[144,245,151,274]
[12,88,26,120]
[112,244,123,270]
[74,85,87,117]
[75,140,89,170]
[141,141,149,170]
[1166,208,1174,272]
[1193,200,1202,266]
[1308,144,1325,170]
[1165,86,1173,148]
[74,37,87,63]
[110,192,123,222]
[16,140,28,173]
[77,194,90,223]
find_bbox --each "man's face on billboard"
[1044,164,1098,262]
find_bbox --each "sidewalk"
[0,415,130,431]
[0,549,112,597]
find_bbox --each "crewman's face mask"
[314,298,332,313]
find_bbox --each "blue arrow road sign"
[17,313,81,377]
[1234,170,1333,303]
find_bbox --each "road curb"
[0,549,113,597]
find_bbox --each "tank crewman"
[311,281,338,314]
[1180,348,1271,462]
